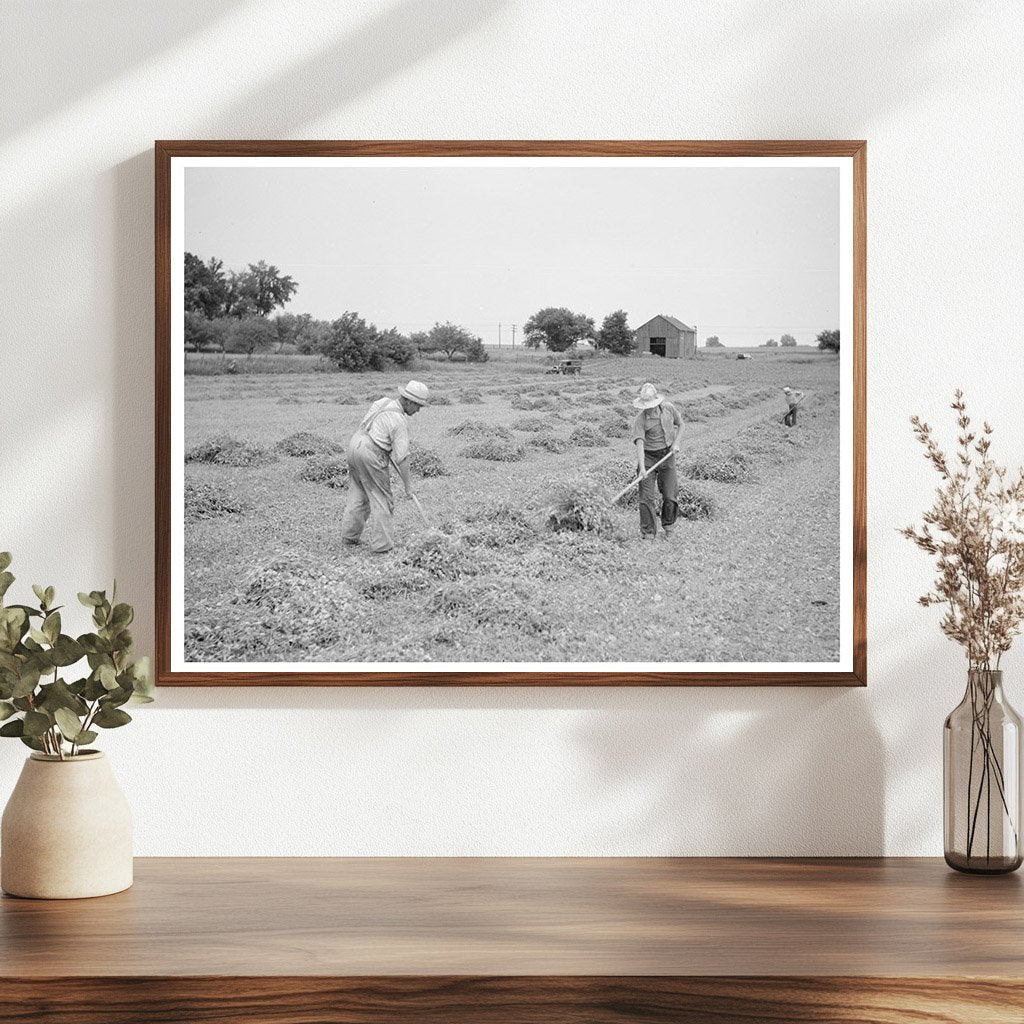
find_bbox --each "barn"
[634,315,696,359]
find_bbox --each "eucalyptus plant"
[0,552,153,759]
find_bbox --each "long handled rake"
[610,448,677,505]
[390,457,437,531]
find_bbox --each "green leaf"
[11,666,41,700]
[78,634,112,655]
[11,697,32,712]
[31,584,47,608]
[0,651,19,674]
[22,711,50,738]
[49,635,85,667]
[77,592,100,608]
[0,553,11,573]
[93,706,131,729]
[0,719,24,738]
[42,612,60,644]
[0,607,26,652]
[19,735,45,752]
[44,586,55,608]
[28,627,49,646]
[0,572,14,602]
[54,707,85,742]
[127,657,155,702]
[83,675,108,701]
[74,730,98,746]
[36,679,88,717]
[98,664,118,691]
[104,685,132,709]
[110,603,134,629]
[0,701,16,721]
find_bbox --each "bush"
[184,480,249,521]
[410,448,446,477]
[297,455,348,488]
[460,437,526,462]
[568,424,609,447]
[186,435,277,467]
[275,432,342,457]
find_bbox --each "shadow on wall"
[570,687,885,856]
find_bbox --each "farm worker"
[341,380,430,553]
[782,386,805,427]
[631,383,683,542]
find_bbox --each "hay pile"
[184,480,250,521]
[334,392,360,404]
[675,482,714,520]
[457,389,484,404]
[186,435,277,467]
[546,482,618,537]
[568,424,609,448]
[297,455,348,488]
[682,448,752,483]
[431,393,453,406]
[410,448,447,477]
[510,416,549,432]
[447,419,512,440]
[428,580,549,634]
[597,412,632,438]
[400,533,478,580]
[457,501,537,548]
[460,437,526,462]
[529,433,569,454]
[275,431,343,457]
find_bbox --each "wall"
[1,0,1022,855]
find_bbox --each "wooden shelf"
[2,857,1022,1022]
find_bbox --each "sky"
[184,161,840,348]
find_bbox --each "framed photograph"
[156,141,865,686]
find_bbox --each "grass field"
[182,351,841,665]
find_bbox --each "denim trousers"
[639,447,678,537]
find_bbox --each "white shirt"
[359,397,410,462]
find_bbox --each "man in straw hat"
[782,386,805,427]
[630,383,683,542]
[341,380,430,553]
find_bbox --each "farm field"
[182,351,841,666]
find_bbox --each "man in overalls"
[630,383,683,541]
[341,380,430,553]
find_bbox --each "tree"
[462,335,489,363]
[705,335,723,348]
[418,322,483,361]
[184,253,228,319]
[224,316,276,358]
[184,311,226,351]
[763,337,778,347]
[522,307,595,352]
[245,260,298,316]
[817,328,840,353]
[377,328,417,368]
[780,333,797,347]
[596,310,634,355]
[320,312,380,371]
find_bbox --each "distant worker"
[341,380,430,553]
[782,386,805,427]
[631,383,683,542]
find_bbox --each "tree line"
[704,330,840,352]
[184,253,488,370]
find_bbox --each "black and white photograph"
[162,145,861,682]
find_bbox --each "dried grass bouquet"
[902,390,1024,670]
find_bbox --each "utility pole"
[511,324,516,348]
[498,323,502,348]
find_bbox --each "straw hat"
[400,380,430,406]
[632,383,663,410]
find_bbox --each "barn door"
[650,337,666,357]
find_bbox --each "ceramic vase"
[1,751,133,898]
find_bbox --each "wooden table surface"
[2,857,1023,1023]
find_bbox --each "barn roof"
[660,315,693,331]
[639,314,694,332]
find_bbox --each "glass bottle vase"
[944,669,1023,873]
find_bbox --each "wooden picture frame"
[156,140,866,686]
